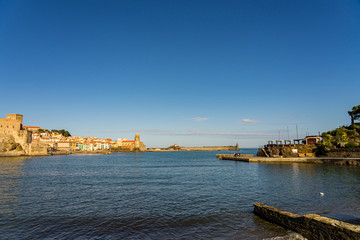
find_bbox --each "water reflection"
[0,157,29,214]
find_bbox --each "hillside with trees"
[317,104,360,155]
[38,128,71,137]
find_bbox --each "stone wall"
[137,142,147,152]
[111,144,146,152]
[0,150,26,156]
[254,203,360,240]
[0,134,13,146]
[13,130,32,147]
[326,148,360,158]
[27,143,48,156]
[0,135,25,155]
[0,129,47,156]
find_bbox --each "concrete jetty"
[254,203,360,240]
[216,154,360,166]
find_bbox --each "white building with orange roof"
[57,141,70,151]
[83,142,94,151]
[32,132,41,141]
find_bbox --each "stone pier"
[254,203,360,240]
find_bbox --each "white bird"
[320,192,325,196]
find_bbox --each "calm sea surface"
[1,149,360,239]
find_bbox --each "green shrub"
[345,142,358,148]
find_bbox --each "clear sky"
[1,0,359,148]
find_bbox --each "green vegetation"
[317,105,360,155]
[321,126,360,148]
[37,128,71,137]
[51,129,72,137]
[38,129,50,133]
[316,133,333,155]
[51,129,71,137]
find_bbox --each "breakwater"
[148,145,239,152]
[216,154,360,166]
[254,203,360,240]
[181,145,239,151]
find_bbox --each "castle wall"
[0,114,38,156]
[0,134,13,143]
[0,118,22,135]
[27,143,48,156]
[13,130,32,147]
[6,114,23,122]
[0,134,26,156]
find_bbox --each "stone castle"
[0,114,47,156]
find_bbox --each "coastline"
[43,144,241,155]
[0,147,238,158]
[0,150,112,157]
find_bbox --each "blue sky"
[1,0,359,147]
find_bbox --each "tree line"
[38,128,71,137]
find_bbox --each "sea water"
[1,149,360,239]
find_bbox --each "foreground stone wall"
[254,203,360,240]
